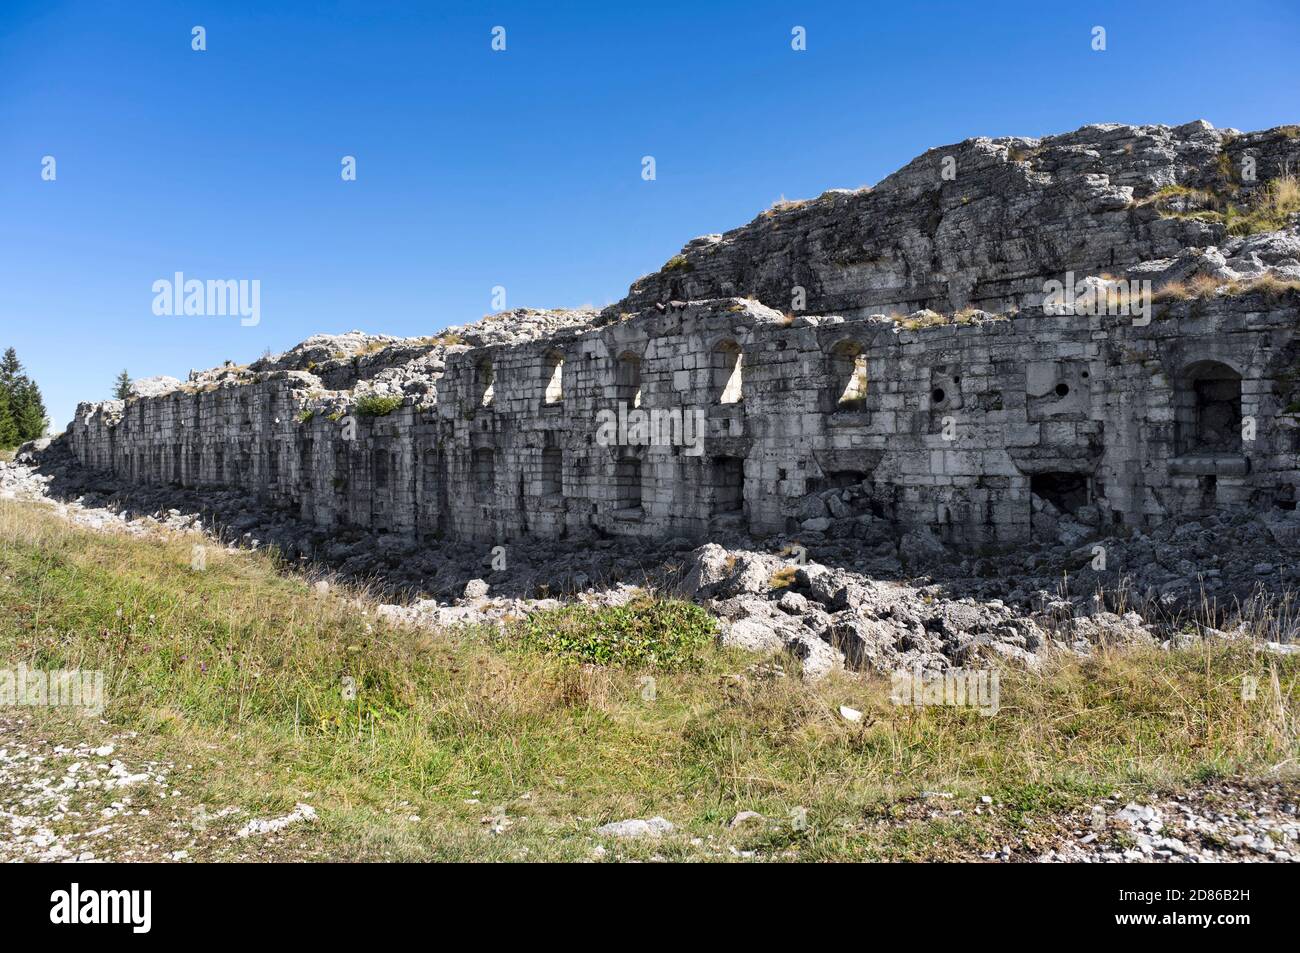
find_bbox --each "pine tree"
[0,348,19,393]
[12,379,47,441]
[114,369,132,400]
[0,348,48,444]
[0,384,17,449]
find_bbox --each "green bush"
[509,597,717,670]
[354,395,403,417]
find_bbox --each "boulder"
[721,617,788,653]
[786,631,843,680]
[899,528,947,567]
[679,543,732,599]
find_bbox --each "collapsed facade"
[61,120,1300,550]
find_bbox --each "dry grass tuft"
[767,566,798,589]
[1227,174,1300,235]
[1138,174,1300,236]
[1158,272,1300,305]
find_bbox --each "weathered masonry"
[60,119,1300,548]
[64,291,1300,548]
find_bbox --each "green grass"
[662,254,693,273]
[354,395,403,417]
[1137,184,1228,223]
[1,500,1297,861]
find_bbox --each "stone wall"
[58,120,1300,550]
[63,290,1300,549]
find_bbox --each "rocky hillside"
[611,120,1300,318]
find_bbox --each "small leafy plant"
[509,597,716,670]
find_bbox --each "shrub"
[663,254,693,273]
[354,395,403,417]
[508,597,717,670]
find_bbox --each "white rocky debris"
[235,803,318,839]
[1038,783,1300,863]
[593,816,674,839]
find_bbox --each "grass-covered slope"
[1,499,1296,861]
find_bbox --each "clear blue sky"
[3,0,1298,431]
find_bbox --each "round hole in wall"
[931,387,946,404]
[1081,370,1089,379]
[1055,383,1070,398]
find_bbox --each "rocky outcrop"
[610,120,1300,319]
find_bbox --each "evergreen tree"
[0,348,19,393]
[13,379,47,441]
[0,348,49,444]
[0,384,17,449]
[114,369,132,400]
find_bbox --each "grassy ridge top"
[1,499,1296,861]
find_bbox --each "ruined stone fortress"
[62,121,1300,550]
